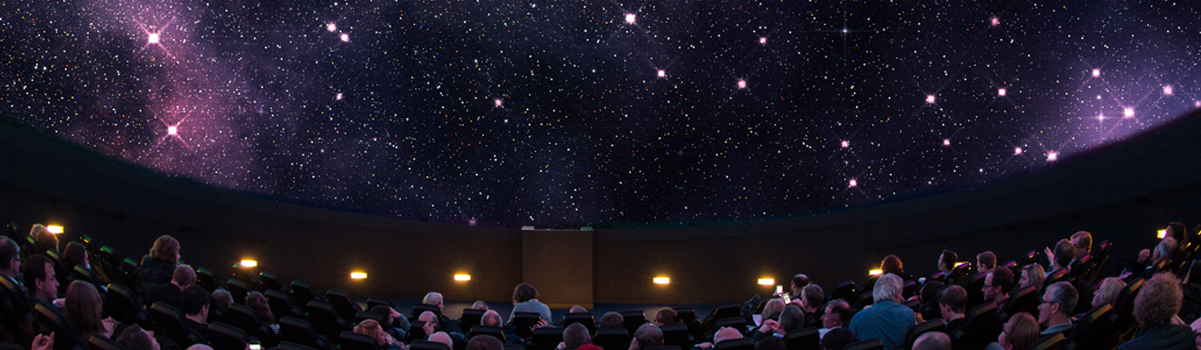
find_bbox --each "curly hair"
[1133,272,1182,325]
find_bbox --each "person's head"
[64,241,89,269]
[998,313,1039,350]
[655,307,678,325]
[1154,237,1178,264]
[1018,264,1045,291]
[881,255,904,275]
[481,310,502,327]
[187,345,214,350]
[821,300,851,328]
[983,268,1014,303]
[22,254,58,301]
[466,333,504,350]
[1070,231,1093,260]
[1053,239,1074,269]
[117,325,160,350]
[211,289,233,308]
[1134,272,1183,325]
[247,291,274,324]
[65,280,104,337]
[820,328,856,350]
[1092,277,1126,309]
[939,250,958,272]
[0,237,18,277]
[172,265,196,288]
[976,251,997,273]
[1038,281,1077,326]
[790,274,810,295]
[713,327,742,344]
[753,336,786,350]
[1168,222,1188,244]
[513,283,538,303]
[33,224,58,254]
[912,331,951,350]
[761,299,785,321]
[569,305,587,314]
[600,311,624,329]
[802,285,824,311]
[418,311,437,323]
[472,301,489,311]
[938,285,967,316]
[150,235,181,263]
[183,285,210,318]
[563,323,592,348]
[634,324,664,349]
[423,292,445,312]
[778,305,805,332]
[429,332,453,348]
[873,273,903,303]
[354,319,388,344]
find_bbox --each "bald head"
[429,332,453,348]
[419,311,438,323]
[912,332,951,350]
[714,327,742,344]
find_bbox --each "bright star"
[326,22,337,32]
[926,95,936,104]
[657,69,665,78]
[1047,152,1058,161]
[759,37,767,44]
[990,17,1000,26]
[1123,107,1134,118]
[336,93,343,100]
[848,179,858,187]
[494,98,503,107]
[737,79,747,89]
[167,125,177,136]
[1092,69,1100,77]
[1163,85,1173,95]
[148,33,160,44]
[841,140,849,148]
[1014,147,1022,155]
[997,88,1006,97]
[943,139,950,146]
[625,13,636,24]
[340,33,350,42]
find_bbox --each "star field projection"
[2,0,1199,226]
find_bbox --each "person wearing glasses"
[0,236,37,346]
[1036,281,1077,336]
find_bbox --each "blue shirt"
[848,300,916,350]
[509,298,552,324]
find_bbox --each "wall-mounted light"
[1158,229,1168,239]
[953,261,967,268]
[758,278,775,286]
[46,225,64,234]
[653,277,670,285]
[240,260,258,268]
[351,272,368,280]
[869,269,883,275]
[454,274,471,282]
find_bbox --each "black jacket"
[1117,322,1196,350]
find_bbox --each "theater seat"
[196,267,224,293]
[660,323,693,349]
[840,339,883,350]
[229,303,278,347]
[964,273,988,310]
[1065,304,1114,350]
[355,311,386,326]
[410,303,442,320]
[89,334,128,350]
[1028,332,1066,350]
[278,341,319,350]
[714,317,745,335]
[620,310,646,336]
[106,283,151,327]
[1046,269,1070,285]
[151,302,202,346]
[950,302,999,350]
[502,344,525,350]
[470,326,507,342]
[643,347,682,350]
[782,327,819,350]
[339,331,381,350]
[710,303,742,321]
[280,316,332,350]
[460,309,485,332]
[511,312,543,339]
[410,340,451,350]
[997,286,1038,323]
[260,272,286,293]
[34,302,85,350]
[901,280,918,300]
[948,262,972,286]
[672,308,702,340]
[829,281,855,303]
[529,327,564,350]
[305,301,349,341]
[228,278,252,304]
[291,280,322,308]
[712,338,753,350]
[210,322,250,350]
[562,313,595,334]
[267,289,303,319]
[1017,250,1039,271]
[593,328,629,350]
[407,321,432,343]
[327,289,363,322]
[367,298,393,311]
[1087,241,1112,283]
[1068,255,1093,282]
[901,319,944,350]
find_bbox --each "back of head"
[990,267,1015,293]
[791,274,810,289]
[354,319,383,338]
[472,301,489,311]
[467,333,504,350]
[513,283,538,303]
[430,332,453,348]
[150,235,180,262]
[938,285,967,314]
[64,241,88,268]
[1168,222,1188,244]
[33,225,58,253]
[976,251,996,271]
[569,305,587,314]
[1002,313,1039,350]
[760,299,785,321]
[634,324,664,349]
[212,289,233,307]
[1053,239,1075,268]
[563,323,591,347]
[713,327,742,344]
[600,312,624,329]
[873,273,903,304]
[173,265,197,287]
[1134,272,1183,325]
[655,307,678,325]
[1094,277,1126,307]
[481,310,502,327]
[881,255,904,275]
[183,285,210,316]
[911,331,951,350]
[423,292,444,307]
[1045,282,1078,317]
[65,280,103,337]
[418,311,437,323]
[117,325,157,350]
[778,305,805,332]
[820,328,856,350]
[247,291,274,324]
[940,250,957,271]
[802,285,824,309]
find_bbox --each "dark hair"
[976,251,996,270]
[802,285,824,308]
[826,300,852,325]
[467,334,504,350]
[990,267,1015,293]
[754,337,786,350]
[65,281,104,338]
[21,254,52,291]
[117,325,157,350]
[600,312,624,329]
[1053,239,1075,268]
[1045,281,1078,317]
[634,324,664,349]
[563,323,591,347]
[940,250,957,270]
[64,241,88,269]
[247,291,275,324]
[172,265,196,286]
[0,237,17,269]
[150,235,180,262]
[34,227,58,254]
[513,283,538,303]
[1169,222,1188,244]
[778,305,805,332]
[821,328,857,350]
[791,274,810,288]
[655,307,678,325]
[939,285,967,314]
[881,255,904,274]
[183,285,210,315]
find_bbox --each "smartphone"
[250,342,261,350]
[782,293,791,304]
[775,285,783,295]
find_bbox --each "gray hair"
[873,273,903,304]
[1045,281,1078,316]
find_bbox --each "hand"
[758,319,779,334]
[32,333,53,350]
[422,321,436,336]
[788,299,804,308]
[1044,247,1055,266]
[531,319,549,331]
[698,342,713,349]
[103,317,119,337]
[1138,249,1151,264]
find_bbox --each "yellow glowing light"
[350,272,368,280]
[953,261,967,268]
[454,274,471,282]
[1158,229,1168,239]
[758,278,775,286]
[240,260,258,268]
[653,277,670,285]
[46,225,64,234]
[869,269,883,275]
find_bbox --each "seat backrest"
[1047,269,1070,285]
[949,262,972,285]
[1113,278,1144,316]
[713,338,754,350]
[1017,250,1039,270]
[659,324,691,348]
[227,278,251,304]
[1066,304,1114,349]
[366,298,393,310]
[411,303,442,319]
[410,340,451,350]
[196,267,222,292]
[841,339,883,350]
[710,303,742,320]
[291,280,320,307]
[355,311,386,326]
[228,303,270,338]
[1000,286,1039,322]
[1029,332,1066,350]
[306,300,347,340]
[594,328,630,350]
[563,313,596,334]
[529,327,564,350]
[327,289,361,321]
[280,316,326,350]
[619,310,646,336]
[714,316,745,333]
[106,283,149,326]
[783,327,819,350]
[209,321,251,350]
[277,341,319,350]
[89,334,129,350]
[901,319,945,350]
[267,289,300,319]
[830,281,855,302]
[338,331,381,350]
[470,326,507,342]
[260,272,286,293]
[35,302,83,350]
[952,303,1000,350]
[460,308,486,332]
[511,312,543,339]
[965,273,988,310]
[150,302,189,341]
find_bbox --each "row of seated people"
[3,222,1201,350]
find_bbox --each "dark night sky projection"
[1,0,1198,227]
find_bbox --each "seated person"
[1037,282,1077,336]
[818,300,851,339]
[819,328,856,350]
[938,285,967,335]
[629,324,663,350]
[984,313,1039,350]
[1118,273,1195,349]
[848,274,915,350]
[355,319,405,350]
